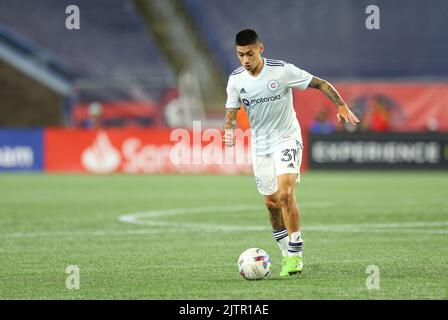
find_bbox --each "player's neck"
[248,58,264,77]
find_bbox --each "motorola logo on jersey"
[247,94,281,106]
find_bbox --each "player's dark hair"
[235,29,261,46]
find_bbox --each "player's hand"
[337,104,360,126]
[222,129,236,147]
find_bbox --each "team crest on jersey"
[267,79,279,92]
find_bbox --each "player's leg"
[276,173,303,276]
[264,193,288,257]
[252,154,289,258]
[277,173,303,254]
[275,140,304,276]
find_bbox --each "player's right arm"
[224,108,238,130]
[223,76,241,146]
[223,108,238,146]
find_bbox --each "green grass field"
[0,171,447,299]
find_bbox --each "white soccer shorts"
[252,139,303,196]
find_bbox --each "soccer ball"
[237,248,271,280]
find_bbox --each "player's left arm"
[308,76,360,125]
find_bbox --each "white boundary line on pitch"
[2,203,448,239]
[118,203,338,232]
[2,229,170,239]
[117,204,448,234]
[3,224,448,239]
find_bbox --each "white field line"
[2,204,448,239]
[2,229,170,239]
[118,204,448,233]
[3,225,448,239]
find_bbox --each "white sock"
[273,228,289,257]
[288,231,303,257]
[277,237,289,257]
[290,231,302,242]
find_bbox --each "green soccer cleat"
[280,256,303,277]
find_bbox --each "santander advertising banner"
[44,126,252,174]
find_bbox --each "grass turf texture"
[0,172,447,299]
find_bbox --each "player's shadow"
[261,263,321,281]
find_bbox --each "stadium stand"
[0,0,173,82]
[183,0,448,79]
[0,0,175,127]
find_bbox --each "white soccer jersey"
[225,57,313,155]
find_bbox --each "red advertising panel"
[44,127,252,174]
[294,82,448,133]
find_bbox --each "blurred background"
[0,0,447,173]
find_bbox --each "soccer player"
[223,29,359,277]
